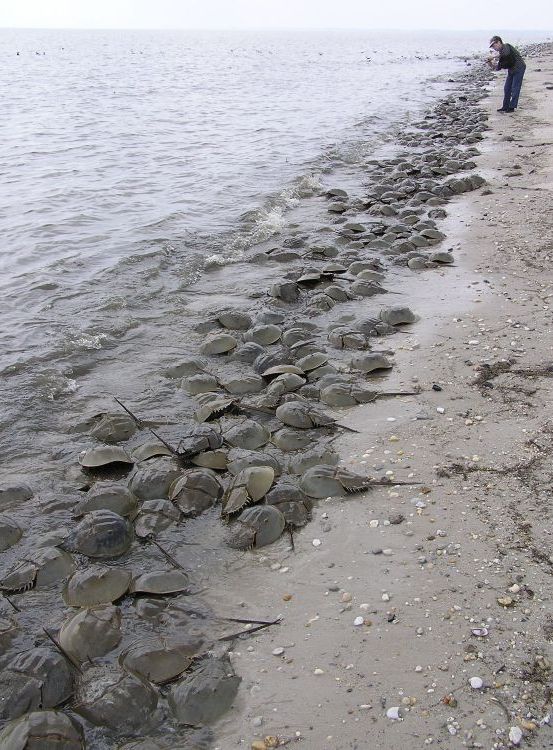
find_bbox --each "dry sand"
[212,51,553,750]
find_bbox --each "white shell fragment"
[509,726,523,745]
[469,676,483,689]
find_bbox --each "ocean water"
[0,28,546,469]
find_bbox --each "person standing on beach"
[487,36,526,113]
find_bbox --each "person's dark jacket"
[497,44,526,72]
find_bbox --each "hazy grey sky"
[1,0,552,31]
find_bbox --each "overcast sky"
[1,0,552,31]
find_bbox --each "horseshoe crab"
[266,372,306,397]
[0,711,84,749]
[89,412,137,444]
[74,665,158,732]
[261,364,304,380]
[182,374,219,396]
[62,510,133,558]
[266,481,313,527]
[296,352,328,373]
[275,401,336,429]
[228,505,286,549]
[357,317,396,337]
[253,350,292,375]
[134,498,181,538]
[0,514,22,552]
[59,605,122,662]
[194,393,238,423]
[379,305,418,326]
[78,445,134,470]
[269,281,301,303]
[217,309,252,331]
[63,565,132,607]
[165,357,208,379]
[223,419,271,450]
[321,384,415,407]
[199,333,239,356]
[229,342,265,364]
[132,441,173,462]
[220,374,264,395]
[287,446,340,474]
[0,547,75,594]
[191,448,229,471]
[350,353,393,373]
[227,448,282,477]
[328,328,370,350]
[243,324,282,346]
[350,279,388,297]
[0,482,33,509]
[308,292,335,311]
[169,654,240,726]
[130,570,189,596]
[169,469,223,516]
[348,260,382,275]
[120,637,198,684]
[300,465,372,498]
[129,456,183,500]
[6,648,73,713]
[324,285,351,302]
[74,482,137,518]
[222,466,275,516]
[177,423,224,457]
[272,427,314,452]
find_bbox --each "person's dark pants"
[503,66,526,110]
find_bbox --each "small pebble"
[272,647,284,656]
[469,676,483,689]
[312,539,322,548]
[509,727,523,745]
[353,616,364,626]
[341,592,352,603]
[314,668,325,675]
[386,706,401,720]
[436,407,445,414]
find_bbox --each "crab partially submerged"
[63,565,132,607]
[59,605,122,663]
[0,514,22,552]
[129,456,183,500]
[199,333,239,355]
[120,637,200,684]
[299,464,372,498]
[130,570,190,596]
[0,547,75,594]
[134,498,181,538]
[222,466,275,516]
[62,510,134,558]
[228,505,286,549]
[89,412,137,444]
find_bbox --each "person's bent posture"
[488,35,526,113]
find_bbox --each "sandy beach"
[210,48,553,750]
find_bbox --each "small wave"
[34,371,78,401]
[62,331,109,353]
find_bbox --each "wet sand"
[210,50,553,749]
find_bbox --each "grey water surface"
[0,28,545,470]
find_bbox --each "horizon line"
[1,25,552,33]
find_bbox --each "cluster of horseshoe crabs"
[0,66,493,748]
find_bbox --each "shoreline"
[1,41,552,750]
[209,43,553,750]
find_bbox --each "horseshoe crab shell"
[165,357,208,379]
[120,638,196,684]
[308,293,335,311]
[217,310,252,331]
[63,510,133,558]
[265,481,313,527]
[222,466,275,516]
[169,469,223,516]
[0,711,84,750]
[132,441,174,462]
[182,374,219,396]
[327,328,369,350]
[130,570,189,595]
[7,648,73,711]
[320,383,382,406]
[269,281,301,303]
[194,393,238,423]
[296,352,328,372]
[129,456,183,501]
[177,423,224,457]
[261,364,304,380]
[0,515,22,552]
[243,324,282,346]
[74,482,137,518]
[299,464,372,498]
[191,448,229,471]
[74,665,158,732]
[272,427,313,452]
[59,605,122,662]
[78,445,134,470]
[134,498,181,538]
[227,448,282,477]
[220,374,264,395]
[350,353,393,373]
[275,401,335,429]
[379,305,418,326]
[228,505,286,549]
[229,342,265,364]
[168,655,240,726]
[223,419,271,450]
[199,333,238,355]
[89,412,137,444]
[0,547,75,594]
[63,565,132,607]
[287,446,340,474]
[350,279,387,297]
[324,284,351,302]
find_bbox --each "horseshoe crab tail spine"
[336,423,360,433]
[113,396,180,455]
[218,617,282,642]
[112,396,146,429]
[42,627,83,674]
[2,593,20,612]
[148,539,186,570]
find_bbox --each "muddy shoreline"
[1,43,552,750]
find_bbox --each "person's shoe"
[497,107,508,112]
[506,107,515,112]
